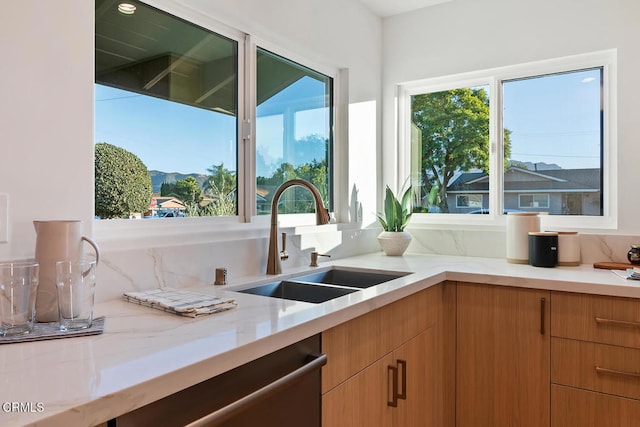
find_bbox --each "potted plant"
[377,184,413,256]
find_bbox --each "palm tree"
[203,163,237,216]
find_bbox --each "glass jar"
[628,244,640,265]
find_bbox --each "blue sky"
[503,68,601,170]
[95,85,237,175]
[95,76,328,176]
[95,68,600,177]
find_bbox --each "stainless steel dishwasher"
[111,335,325,427]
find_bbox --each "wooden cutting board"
[593,261,637,270]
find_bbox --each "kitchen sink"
[293,268,409,289]
[237,280,358,303]
[235,267,409,303]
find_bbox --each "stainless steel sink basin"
[237,280,358,303]
[235,267,410,304]
[293,268,409,289]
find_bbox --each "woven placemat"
[0,316,105,344]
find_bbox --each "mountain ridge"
[148,170,208,193]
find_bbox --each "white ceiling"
[359,0,452,17]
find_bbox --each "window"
[519,194,550,209]
[402,51,614,227]
[255,48,333,216]
[94,1,334,222]
[410,85,490,214]
[503,69,602,216]
[95,0,238,219]
[456,194,483,209]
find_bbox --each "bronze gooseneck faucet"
[266,179,330,275]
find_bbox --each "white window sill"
[407,212,617,234]
[93,214,356,252]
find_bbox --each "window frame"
[397,50,617,231]
[250,40,336,221]
[93,2,343,243]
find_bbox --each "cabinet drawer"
[322,283,443,393]
[552,337,640,399]
[552,291,640,348]
[552,384,640,427]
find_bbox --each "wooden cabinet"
[456,282,550,427]
[322,282,454,427]
[552,291,640,348]
[551,291,640,426]
[322,281,640,427]
[322,353,394,427]
[322,331,435,427]
[393,328,443,426]
[552,338,640,399]
[551,385,640,427]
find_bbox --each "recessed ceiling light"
[118,3,136,15]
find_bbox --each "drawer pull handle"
[595,317,640,328]
[185,353,327,427]
[595,366,640,378]
[540,298,546,335]
[397,359,407,400]
[388,365,399,407]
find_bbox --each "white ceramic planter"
[377,231,412,256]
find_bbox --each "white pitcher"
[33,220,100,322]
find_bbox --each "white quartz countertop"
[2,252,640,426]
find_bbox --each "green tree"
[94,142,152,219]
[260,161,329,214]
[294,159,328,206]
[174,177,203,205]
[411,88,511,212]
[160,181,177,198]
[271,162,298,185]
[203,163,237,216]
[204,163,236,197]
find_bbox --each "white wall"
[0,0,95,259]
[382,0,640,235]
[0,0,383,265]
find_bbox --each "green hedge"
[95,142,152,219]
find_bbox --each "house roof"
[151,197,186,209]
[448,167,601,193]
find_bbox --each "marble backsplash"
[94,227,381,303]
[406,227,640,266]
[94,225,640,304]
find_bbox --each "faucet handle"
[214,268,228,286]
[280,232,289,260]
[310,251,331,267]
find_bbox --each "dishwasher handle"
[185,352,327,427]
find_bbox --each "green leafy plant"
[377,185,413,232]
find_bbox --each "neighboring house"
[146,196,186,217]
[146,189,288,217]
[446,167,602,215]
